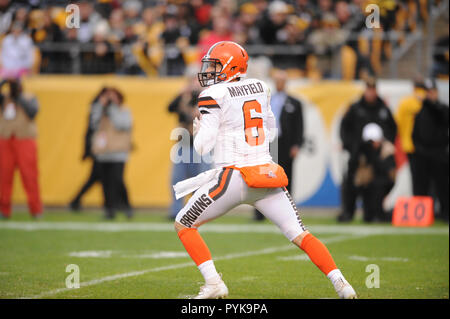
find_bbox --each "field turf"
[0,209,448,299]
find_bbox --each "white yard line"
[23,235,360,299]
[348,255,409,262]
[1,221,448,236]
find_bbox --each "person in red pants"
[0,79,42,219]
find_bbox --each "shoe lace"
[197,284,209,296]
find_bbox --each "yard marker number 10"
[392,196,434,227]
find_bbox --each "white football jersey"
[194,78,277,168]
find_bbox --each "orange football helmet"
[198,41,249,87]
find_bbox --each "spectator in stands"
[81,21,116,74]
[177,2,201,45]
[77,0,102,43]
[273,15,309,71]
[259,0,289,45]
[0,0,439,78]
[123,0,142,26]
[338,78,397,222]
[191,0,213,28]
[90,87,133,220]
[308,9,348,77]
[167,69,210,219]
[0,0,14,36]
[160,5,186,76]
[254,69,304,221]
[294,0,316,19]
[395,78,427,195]
[412,79,449,222]
[336,0,367,80]
[0,21,34,78]
[252,0,269,15]
[431,25,449,79]
[118,21,145,75]
[0,78,42,219]
[233,3,262,45]
[108,8,126,44]
[29,8,67,73]
[12,5,29,27]
[198,12,233,59]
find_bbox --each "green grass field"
[0,209,448,299]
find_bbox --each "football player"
[173,41,357,299]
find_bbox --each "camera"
[0,79,22,101]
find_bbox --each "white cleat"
[334,278,357,299]
[192,280,229,299]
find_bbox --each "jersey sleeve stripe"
[198,100,220,107]
[199,104,220,109]
[198,96,216,102]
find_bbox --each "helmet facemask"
[198,58,224,87]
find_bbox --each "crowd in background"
[0,0,447,79]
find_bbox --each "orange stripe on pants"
[209,168,231,199]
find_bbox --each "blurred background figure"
[431,22,449,79]
[69,87,109,212]
[90,87,133,220]
[0,78,42,219]
[0,21,35,78]
[0,0,442,80]
[167,68,210,220]
[159,5,187,76]
[77,0,102,43]
[338,78,397,222]
[349,123,396,222]
[412,79,449,223]
[395,77,427,195]
[254,69,304,221]
[0,0,446,220]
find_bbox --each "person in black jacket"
[347,123,396,222]
[338,78,397,222]
[254,69,304,221]
[412,79,449,222]
[69,87,107,211]
[69,87,132,216]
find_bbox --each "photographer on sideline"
[69,87,108,211]
[0,78,42,219]
[90,87,133,220]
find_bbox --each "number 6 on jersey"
[243,100,265,146]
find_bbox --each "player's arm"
[267,108,277,142]
[193,95,221,155]
[265,83,277,143]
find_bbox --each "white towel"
[173,168,221,200]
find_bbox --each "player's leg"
[254,187,357,299]
[174,168,244,298]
